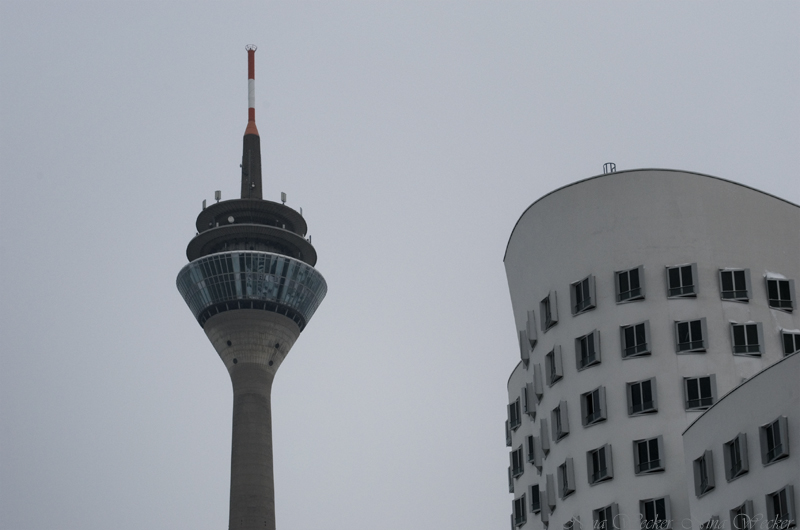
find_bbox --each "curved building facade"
[504,170,799,530]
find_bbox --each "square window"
[587,444,613,485]
[730,500,754,530]
[640,497,671,530]
[541,291,559,331]
[731,322,763,356]
[551,401,569,442]
[782,331,800,356]
[511,445,524,478]
[530,484,541,513]
[766,485,796,529]
[684,375,716,411]
[667,263,697,298]
[576,330,602,370]
[627,378,658,415]
[616,266,645,303]
[508,398,522,430]
[720,269,751,301]
[675,318,708,353]
[546,346,563,386]
[767,278,796,312]
[693,449,715,497]
[557,457,576,499]
[594,504,620,530]
[724,433,749,482]
[571,275,596,315]
[581,386,607,427]
[760,416,790,465]
[621,321,651,358]
[513,494,527,527]
[634,436,664,474]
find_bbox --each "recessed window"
[760,416,790,465]
[731,322,763,356]
[576,330,601,370]
[545,346,563,386]
[526,435,536,463]
[730,500,754,530]
[684,375,716,411]
[724,433,749,482]
[508,398,521,431]
[540,291,559,331]
[782,330,800,356]
[594,503,619,530]
[667,263,697,298]
[634,436,664,474]
[693,450,715,497]
[522,383,536,418]
[766,485,796,530]
[581,386,607,427]
[719,269,750,301]
[640,497,671,530]
[530,484,541,513]
[587,444,613,485]
[616,266,644,303]
[557,457,575,499]
[627,378,658,415]
[767,278,796,312]
[675,318,707,353]
[551,400,569,442]
[621,321,651,358]
[513,494,527,527]
[510,445,524,478]
[570,275,596,315]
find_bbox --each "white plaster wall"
[682,353,800,530]
[504,170,800,530]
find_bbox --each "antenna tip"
[245,44,257,52]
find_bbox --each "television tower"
[176,45,327,530]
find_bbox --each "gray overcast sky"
[1,2,798,529]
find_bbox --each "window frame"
[530,484,541,514]
[730,322,764,356]
[580,386,608,427]
[575,330,601,370]
[557,457,576,499]
[570,275,597,315]
[593,503,620,530]
[551,400,569,442]
[540,290,559,331]
[766,277,797,312]
[587,444,613,485]
[765,485,796,530]
[666,263,698,298]
[693,449,715,497]
[719,268,751,302]
[760,416,790,465]
[508,397,522,430]
[627,377,658,416]
[616,265,645,303]
[633,435,664,475]
[513,494,527,527]
[723,433,749,482]
[639,496,672,530]
[523,383,536,418]
[730,500,754,530]
[545,345,563,386]
[675,317,708,353]
[621,321,651,359]
[782,330,800,356]
[684,375,717,411]
[510,445,525,478]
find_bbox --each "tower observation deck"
[176,45,327,530]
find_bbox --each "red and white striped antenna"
[244,44,258,136]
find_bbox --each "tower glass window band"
[640,497,671,530]
[616,266,644,302]
[628,378,657,415]
[720,269,750,301]
[622,321,650,358]
[684,375,715,410]
[731,323,762,355]
[676,318,707,352]
[667,263,697,297]
[634,436,664,474]
[767,278,796,311]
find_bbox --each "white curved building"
[504,169,800,530]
